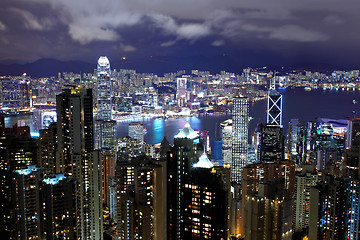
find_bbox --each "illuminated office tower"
[96,56,112,120]
[266,83,282,126]
[286,119,304,163]
[129,122,144,142]
[232,97,249,183]
[182,153,230,239]
[56,87,103,240]
[1,77,30,109]
[220,119,232,166]
[12,166,44,240]
[116,156,167,240]
[259,124,284,163]
[293,166,321,233]
[41,174,78,240]
[94,119,116,150]
[176,77,187,107]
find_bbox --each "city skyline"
[0,0,360,73]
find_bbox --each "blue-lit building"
[309,176,360,240]
[211,138,222,165]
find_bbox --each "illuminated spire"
[193,153,214,168]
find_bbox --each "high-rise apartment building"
[168,122,201,240]
[41,174,78,240]
[182,153,230,239]
[12,166,44,240]
[56,87,103,240]
[309,176,360,240]
[243,181,293,240]
[293,166,321,233]
[116,156,167,239]
[232,97,249,183]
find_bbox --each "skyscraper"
[96,56,112,121]
[128,122,144,142]
[266,83,282,126]
[176,77,187,107]
[259,124,284,163]
[232,97,249,183]
[220,119,232,166]
[115,156,167,239]
[12,166,43,240]
[56,87,103,240]
[182,153,230,239]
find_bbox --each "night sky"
[1,0,360,72]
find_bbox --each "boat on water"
[304,86,312,91]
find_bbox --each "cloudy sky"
[0,0,359,71]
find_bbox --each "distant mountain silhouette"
[0,57,351,78]
[0,59,94,78]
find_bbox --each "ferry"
[304,86,312,91]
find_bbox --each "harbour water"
[117,87,360,145]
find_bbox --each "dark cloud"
[0,0,359,70]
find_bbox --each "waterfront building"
[94,119,117,150]
[176,77,187,107]
[128,122,144,142]
[232,97,249,184]
[56,87,103,240]
[210,138,222,165]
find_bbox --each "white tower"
[267,78,283,126]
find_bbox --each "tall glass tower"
[267,82,283,126]
[232,97,249,184]
[97,56,112,121]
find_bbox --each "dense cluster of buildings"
[1,57,360,239]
